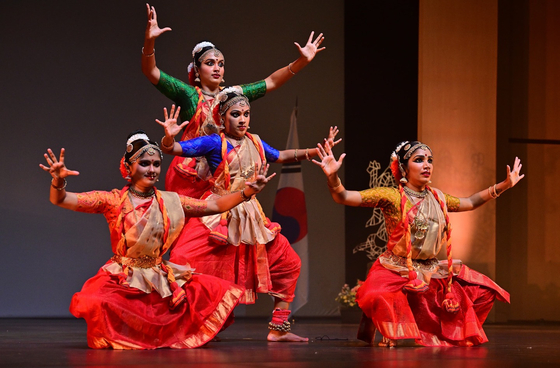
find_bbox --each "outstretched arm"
[200,165,276,214]
[312,143,362,206]
[39,148,81,210]
[264,31,326,92]
[141,3,172,84]
[456,157,525,211]
[156,105,186,156]
[276,126,341,163]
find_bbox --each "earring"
[221,78,225,83]
[398,163,407,184]
[195,72,200,82]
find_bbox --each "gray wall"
[0,0,344,317]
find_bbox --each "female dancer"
[39,131,273,349]
[156,91,339,342]
[141,3,325,198]
[314,141,524,347]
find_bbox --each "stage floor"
[1,318,560,367]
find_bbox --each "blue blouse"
[178,134,280,174]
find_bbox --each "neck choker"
[403,186,428,198]
[129,186,155,198]
[201,89,217,98]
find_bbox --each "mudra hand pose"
[314,141,524,347]
[39,131,273,349]
[157,90,340,342]
[142,3,325,198]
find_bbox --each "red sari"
[356,187,509,346]
[170,134,301,304]
[68,187,243,349]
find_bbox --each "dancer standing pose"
[157,92,339,341]
[142,3,325,198]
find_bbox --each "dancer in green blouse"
[141,3,326,198]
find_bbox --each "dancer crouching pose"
[40,130,273,349]
[314,141,524,347]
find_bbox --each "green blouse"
[155,70,267,123]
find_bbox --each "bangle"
[488,184,500,199]
[493,184,501,198]
[294,149,299,162]
[51,177,67,191]
[240,189,252,201]
[142,47,155,57]
[327,177,342,190]
[161,136,175,150]
[288,62,296,75]
[305,148,310,161]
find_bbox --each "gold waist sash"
[111,254,162,269]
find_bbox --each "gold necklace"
[403,186,428,198]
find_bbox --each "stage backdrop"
[0,0,344,317]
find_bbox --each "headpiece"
[119,130,163,181]
[192,41,222,64]
[390,140,432,184]
[218,87,250,116]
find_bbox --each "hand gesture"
[145,3,172,40]
[39,148,80,179]
[312,142,345,178]
[504,156,525,189]
[245,164,277,194]
[295,31,326,63]
[324,126,342,149]
[155,105,186,139]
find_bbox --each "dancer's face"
[129,152,161,191]
[223,102,251,139]
[198,52,225,87]
[405,148,433,190]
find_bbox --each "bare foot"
[267,330,309,342]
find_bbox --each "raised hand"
[145,3,172,40]
[324,125,341,149]
[294,31,326,63]
[39,148,80,179]
[504,156,525,189]
[245,164,276,194]
[312,142,345,178]
[155,105,186,139]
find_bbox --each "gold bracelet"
[161,136,175,150]
[142,47,155,57]
[305,148,310,161]
[51,177,67,191]
[493,184,501,198]
[488,184,499,199]
[327,177,342,190]
[288,62,296,75]
[294,148,299,161]
[240,189,252,201]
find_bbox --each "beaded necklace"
[129,186,155,198]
